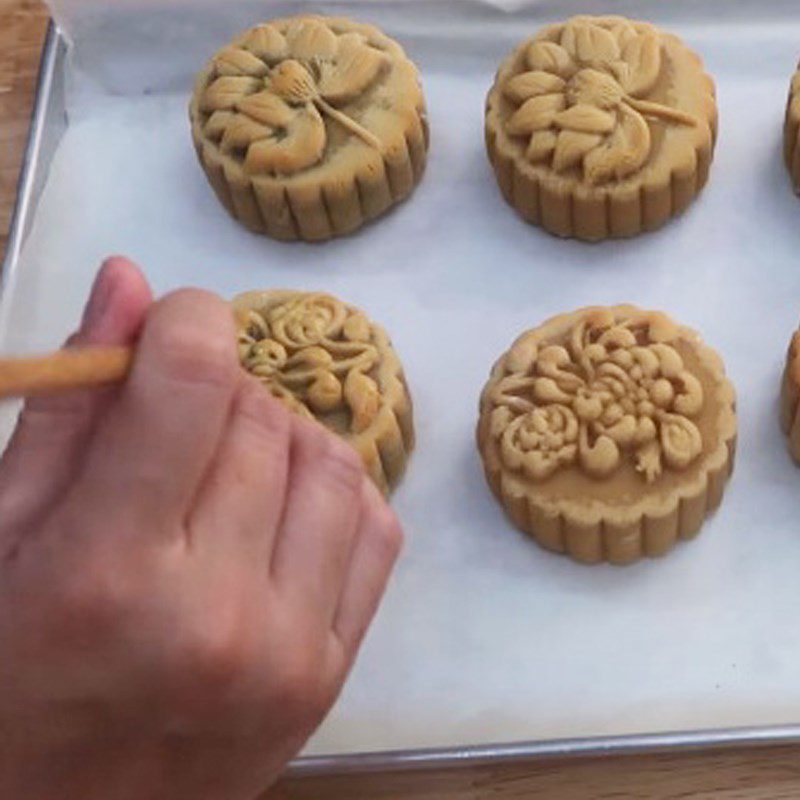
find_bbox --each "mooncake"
[477,306,736,564]
[485,16,717,241]
[781,327,800,462]
[234,290,413,493]
[784,62,800,192]
[191,16,428,241]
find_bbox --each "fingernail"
[81,261,116,331]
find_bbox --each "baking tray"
[8,4,800,778]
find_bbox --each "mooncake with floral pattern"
[234,290,413,493]
[477,306,736,564]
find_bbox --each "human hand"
[0,258,403,800]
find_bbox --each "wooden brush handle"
[0,346,134,399]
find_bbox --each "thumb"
[0,257,153,531]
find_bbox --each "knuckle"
[236,378,292,443]
[173,619,249,700]
[190,636,242,690]
[374,510,404,561]
[275,651,331,724]
[363,481,404,559]
[160,287,225,312]
[55,558,132,640]
[150,322,237,389]
[144,289,237,389]
[318,435,365,493]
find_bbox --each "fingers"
[79,288,240,531]
[333,479,403,657]
[190,376,292,561]
[75,256,154,348]
[271,417,365,622]
[0,257,152,530]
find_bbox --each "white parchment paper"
[4,0,800,756]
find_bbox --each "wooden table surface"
[3,1,800,797]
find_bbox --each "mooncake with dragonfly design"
[485,16,717,240]
[477,307,736,564]
[234,290,413,493]
[191,16,428,241]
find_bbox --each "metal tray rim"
[290,722,800,776]
[6,23,800,780]
[1,21,58,289]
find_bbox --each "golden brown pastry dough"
[477,306,736,564]
[234,290,413,493]
[784,63,800,191]
[780,329,800,462]
[191,16,428,241]
[485,16,717,241]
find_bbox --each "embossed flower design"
[492,313,705,483]
[201,19,388,176]
[502,17,699,184]
[502,404,579,481]
[238,294,381,433]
